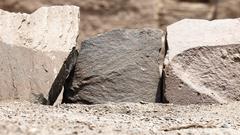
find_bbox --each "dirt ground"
[0,101,240,135]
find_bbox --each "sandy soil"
[0,101,240,135]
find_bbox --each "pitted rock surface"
[0,6,80,103]
[164,19,240,104]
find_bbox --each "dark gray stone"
[63,28,165,104]
[47,47,79,105]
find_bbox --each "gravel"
[0,101,240,135]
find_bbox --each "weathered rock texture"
[0,0,159,41]
[1,0,240,40]
[164,19,240,104]
[47,47,79,105]
[1,101,240,135]
[0,6,80,103]
[63,28,164,104]
[73,0,159,41]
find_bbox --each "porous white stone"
[0,5,80,52]
[0,6,80,103]
[165,19,240,104]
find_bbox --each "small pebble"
[221,123,231,128]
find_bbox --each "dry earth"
[0,101,240,135]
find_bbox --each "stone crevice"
[159,31,169,103]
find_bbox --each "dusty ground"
[0,101,240,135]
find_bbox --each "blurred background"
[0,0,239,41]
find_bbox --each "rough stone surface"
[47,47,79,105]
[164,19,240,104]
[72,0,159,41]
[0,0,159,41]
[1,0,240,40]
[63,28,164,104]
[1,101,240,135]
[0,6,80,103]
[0,6,80,51]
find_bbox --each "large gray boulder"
[0,6,80,103]
[63,28,165,104]
[164,19,240,105]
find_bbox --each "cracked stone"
[0,6,80,103]
[164,18,240,104]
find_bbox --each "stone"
[2,0,240,37]
[164,18,240,104]
[72,0,159,41]
[2,0,240,40]
[63,28,165,104]
[0,0,159,41]
[47,47,79,105]
[0,6,80,103]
